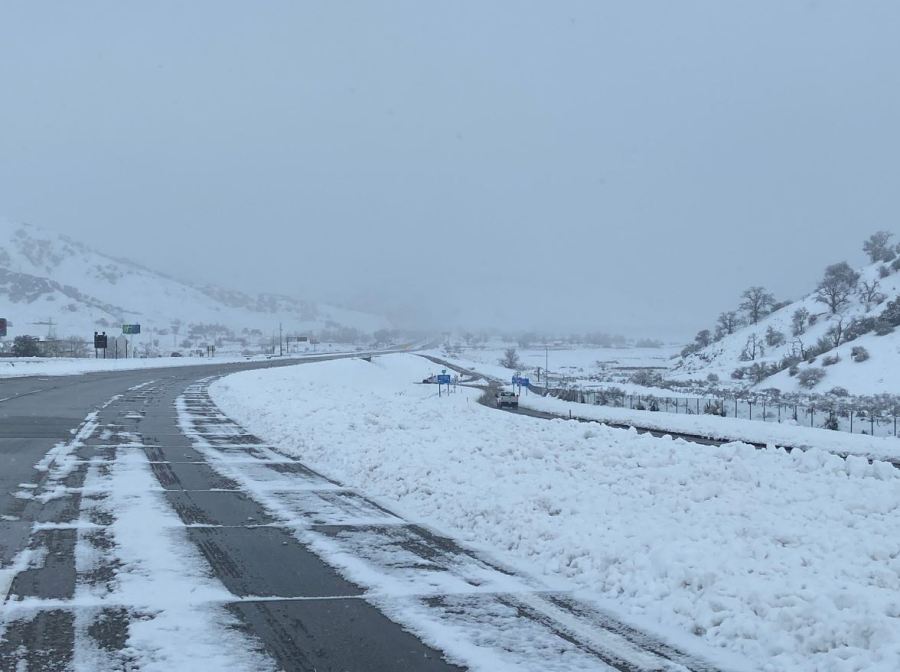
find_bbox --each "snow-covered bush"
[844,316,876,342]
[797,367,826,389]
[879,264,891,278]
[706,373,719,384]
[788,364,799,377]
[822,414,840,430]
[851,346,870,362]
[822,354,840,366]
[765,326,786,347]
[748,362,770,384]
[629,369,663,386]
[878,296,900,328]
[828,386,850,397]
[875,319,894,336]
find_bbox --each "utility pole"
[279,323,283,356]
[545,344,549,395]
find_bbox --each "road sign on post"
[122,324,141,335]
[436,373,453,397]
[0,318,7,338]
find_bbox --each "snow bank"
[210,354,900,672]
[519,393,900,462]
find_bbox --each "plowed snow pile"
[210,354,900,672]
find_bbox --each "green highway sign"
[122,324,141,335]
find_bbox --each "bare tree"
[65,336,90,358]
[715,311,740,338]
[815,262,860,314]
[739,333,764,361]
[739,286,775,324]
[825,318,844,348]
[499,347,522,369]
[863,231,895,263]
[791,307,810,336]
[858,279,886,311]
[694,329,712,348]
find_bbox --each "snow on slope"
[0,219,388,339]
[211,354,900,672]
[764,328,900,395]
[671,259,900,393]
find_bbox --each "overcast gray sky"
[1,1,898,339]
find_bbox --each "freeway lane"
[0,356,465,671]
[0,357,370,570]
[0,356,727,671]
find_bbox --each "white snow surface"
[672,259,900,393]
[210,353,900,672]
[518,393,900,462]
[0,346,362,380]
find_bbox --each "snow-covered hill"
[0,219,389,346]
[671,259,900,395]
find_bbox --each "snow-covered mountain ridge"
[0,219,389,344]
[671,255,900,395]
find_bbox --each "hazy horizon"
[2,2,898,340]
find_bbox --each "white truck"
[495,389,519,409]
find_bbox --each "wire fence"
[528,385,900,438]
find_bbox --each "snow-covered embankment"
[210,354,900,672]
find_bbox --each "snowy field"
[0,344,364,379]
[425,344,686,396]
[210,354,900,672]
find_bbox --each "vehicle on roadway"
[495,389,519,408]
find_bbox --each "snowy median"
[210,353,900,672]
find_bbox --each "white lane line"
[0,388,45,404]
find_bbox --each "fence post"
[871,412,875,436]
[850,410,853,433]
[696,398,700,414]
[749,402,752,421]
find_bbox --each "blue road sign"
[437,374,452,385]
[512,376,530,386]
